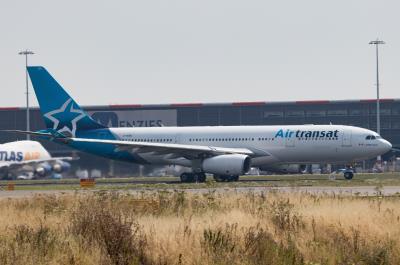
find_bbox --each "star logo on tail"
[44,98,86,137]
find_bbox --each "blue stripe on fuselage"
[65,129,149,164]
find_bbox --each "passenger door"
[342,130,352,147]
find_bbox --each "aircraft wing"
[0,157,75,171]
[3,130,269,159]
[68,138,256,159]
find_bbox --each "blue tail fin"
[27,66,106,137]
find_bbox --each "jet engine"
[35,162,52,177]
[52,161,71,173]
[202,154,251,176]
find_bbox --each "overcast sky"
[0,0,399,107]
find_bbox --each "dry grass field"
[0,190,399,265]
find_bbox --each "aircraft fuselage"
[71,124,391,168]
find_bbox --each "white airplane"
[0,140,74,180]
[8,66,392,182]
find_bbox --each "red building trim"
[0,107,20,111]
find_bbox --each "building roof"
[1,98,398,111]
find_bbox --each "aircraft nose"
[380,139,392,153]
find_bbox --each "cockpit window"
[366,135,377,140]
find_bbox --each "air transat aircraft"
[10,66,392,182]
[0,140,73,179]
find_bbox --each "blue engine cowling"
[52,161,71,173]
[35,162,52,177]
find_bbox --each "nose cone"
[380,139,392,154]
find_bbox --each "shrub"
[244,226,304,265]
[269,198,304,232]
[69,197,147,265]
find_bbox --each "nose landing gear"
[343,170,354,180]
[343,165,355,180]
[329,166,354,180]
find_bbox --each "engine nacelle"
[52,161,71,173]
[202,154,251,176]
[35,162,52,177]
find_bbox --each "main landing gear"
[213,175,239,182]
[180,172,206,183]
[179,173,240,183]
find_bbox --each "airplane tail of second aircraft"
[27,66,106,137]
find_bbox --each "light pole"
[369,39,385,162]
[18,50,34,140]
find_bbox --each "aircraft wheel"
[223,175,239,182]
[180,173,192,183]
[196,173,206,183]
[225,175,233,182]
[213,175,224,182]
[344,171,354,180]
